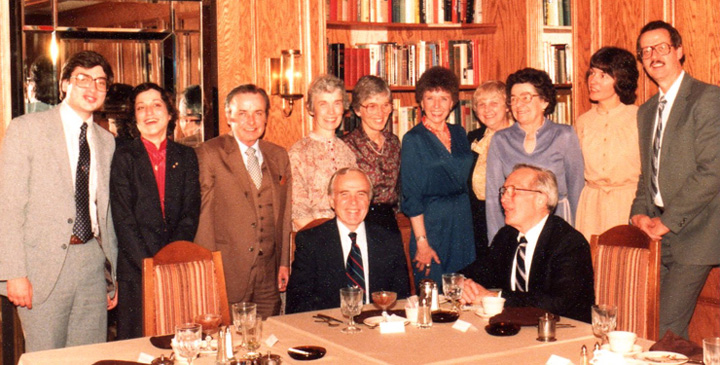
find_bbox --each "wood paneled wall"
[0,0,10,140]
[215,0,306,149]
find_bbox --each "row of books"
[542,42,572,84]
[549,93,572,125]
[543,0,571,26]
[328,40,480,89]
[327,0,482,24]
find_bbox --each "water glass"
[242,317,263,360]
[340,287,363,334]
[591,304,617,344]
[231,302,257,349]
[175,323,202,365]
[704,337,720,365]
[441,273,464,312]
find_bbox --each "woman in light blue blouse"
[485,68,585,243]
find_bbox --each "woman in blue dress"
[401,67,475,285]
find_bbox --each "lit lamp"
[269,50,304,117]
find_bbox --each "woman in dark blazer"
[110,83,200,339]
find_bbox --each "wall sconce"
[269,49,303,117]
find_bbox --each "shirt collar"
[60,100,94,127]
[519,214,549,244]
[659,70,685,104]
[235,137,260,156]
[141,136,167,152]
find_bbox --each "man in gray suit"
[0,51,118,351]
[631,20,720,339]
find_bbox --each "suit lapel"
[659,76,693,166]
[259,141,281,224]
[45,108,74,194]
[527,217,554,291]
[221,134,255,206]
[325,219,348,289]
[164,141,183,221]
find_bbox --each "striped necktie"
[346,232,366,294]
[651,97,667,198]
[514,236,528,292]
[245,146,262,189]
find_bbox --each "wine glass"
[340,287,363,334]
[442,273,465,312]
[241,317,263,360]
[371,291,397,321]
[194,313,222,350]
[591,304,618,345]
[174,323,202,365]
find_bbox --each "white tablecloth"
[18,304,653,364]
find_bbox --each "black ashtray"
[431,310,460,323]
[288,346,327,360]
[485,322,521,336]
[149,334,173,349]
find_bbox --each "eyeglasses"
[499,185,543,198]
[360,102,393,114]
[509,93,541,106]
[70,73,109,92]
[639,42,673,59]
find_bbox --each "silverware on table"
[314,313,344,323]
[313,313,342,327]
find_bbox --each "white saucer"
[473,307,498,319]
[633,351,689,364]
[600,343,643,356]
[363,316,409,328]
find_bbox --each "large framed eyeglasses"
[360,102,393,114]
[499,185,543,198]
[508,93,541,106]
[70,73,109,92]
[639,42,673,59]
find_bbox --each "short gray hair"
[327,167,374,200]
[351,75,392,113]
[512,163,558,212]
[306,74,349,113]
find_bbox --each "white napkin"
[590,349,632,364]
[545,354,573,365]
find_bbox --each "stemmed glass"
[193,313,222,350]
[591,304,618,345]
[241,317,263,360]
[340,287,363,334]
[371,291,397,321]
[442,273,465,312]
[174,323,202,365]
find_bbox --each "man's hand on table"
[460,278,498,305]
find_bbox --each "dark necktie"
[346,232,366,294]
[73,123,93,242]
[514,236,528,292]
[651,97,667,198]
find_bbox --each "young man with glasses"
[630,20,720,339]
[0,50,118,351]
[459,164,594,323]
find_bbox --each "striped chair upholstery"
[590,225,661,340]
[142,241,230,336]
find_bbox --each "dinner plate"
[431,310,460,323]
[633,351,689,364]
[601,343,643,356]
[363,315,409,328]
[484,322,521,336]
[288,346,327,361]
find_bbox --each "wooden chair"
[290,218,332,264]
[142,241,230,336]
[590,225,661,340]
[396,213,416,295]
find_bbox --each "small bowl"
[485,322,521,336]
[288,346,326,360]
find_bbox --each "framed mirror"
[16,0,206,146]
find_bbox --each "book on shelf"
[542,42,571,84]
[549,92,572,125]
[328,39,479,87]
[328,0,482,23]
[543,0,570,26]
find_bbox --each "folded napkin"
[488,307,559,326]
[649,330,703,361]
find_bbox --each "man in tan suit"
[195,84,291,317]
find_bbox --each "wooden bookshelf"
[327,20,496,34]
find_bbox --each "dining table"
[18,302,654,365]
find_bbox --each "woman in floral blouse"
[289,74,357,230]
[342,75,401,232]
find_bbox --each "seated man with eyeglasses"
[459,164,594,323]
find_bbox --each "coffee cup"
[608,331,637,354]
[481,296,505,316]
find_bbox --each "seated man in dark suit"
[460,164,595,322]
[286,167,410,314]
